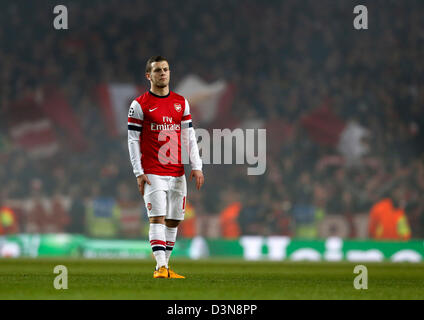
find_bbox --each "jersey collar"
[149,90,170,98]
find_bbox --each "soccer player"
[128,56,204,279]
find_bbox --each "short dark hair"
[145,56,169,73]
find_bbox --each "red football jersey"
[128,91,192,177]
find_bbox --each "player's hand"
[137,174,151,196]
[189,170,204,190]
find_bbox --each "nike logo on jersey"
[149,107,158,112]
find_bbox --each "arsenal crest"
[147,203,152,211]
[174,103,182,112]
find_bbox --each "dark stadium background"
[0,0,423,246]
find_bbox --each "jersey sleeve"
[182,99,202,171]
[127,100,144,177]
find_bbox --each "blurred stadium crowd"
[0,0,423,239]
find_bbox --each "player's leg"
[165,175,187,278]
[144,187,169,278]
[164,217,181,267]
[165,218,184,279]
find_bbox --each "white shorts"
[143,174,187,221]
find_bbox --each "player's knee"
[150,216,165,224]
[165,219,181,228]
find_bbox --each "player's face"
[147,61,170,88]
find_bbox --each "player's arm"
[127,100,151,195]
[182,99,204,190]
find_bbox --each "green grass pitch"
[0,258,423,299]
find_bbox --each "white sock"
[149,223,167,269]
[165,226,178,266]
